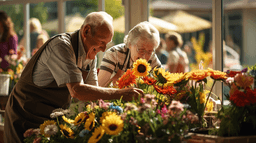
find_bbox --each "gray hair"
[82,11,113,35]
[124,21,160,49]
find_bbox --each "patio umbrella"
[42,13,84,32]
[162,10,212,33]
[113,15,178,33]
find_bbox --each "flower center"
[138,64,146,73]
[109,124,118,131]
[62,129,70,137]
[89,122,94,130]
[96,133,101,139]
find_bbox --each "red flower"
[226,70,241,77]
[153,85,177,96]
[142,76,157,85]
[230,89,250,107]
[116,69,137,89]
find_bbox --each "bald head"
[81,11,113,35]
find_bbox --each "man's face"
[83,23,113,59]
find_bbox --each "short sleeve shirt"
[100,43,162,79]
[33,31,98,87]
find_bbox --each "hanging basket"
[0,74,10,96]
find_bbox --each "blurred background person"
[31,34,49,56]
[156,37,168,65]
[165,32,189,73]
[19,18,49,55]
[98,21,162,87]
[182,41,196,71]
[0,11,18,70]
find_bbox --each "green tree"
[105,0,124,19]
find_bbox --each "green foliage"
[105,0,124,19]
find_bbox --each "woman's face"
[129,38,157,62]
[166,38,176,52]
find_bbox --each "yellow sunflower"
[102,114,124,135]
[153,67,171,85]
[59,124,75,139]
[74,112,89,125]
[84,113,95,131]
[132,58,151,77]
[100,111,116,123]
[62,116,75,124]
[88,126,105,143]
[166,72,186,86]
[39,120,56,137]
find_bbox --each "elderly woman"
[98,21,162,87]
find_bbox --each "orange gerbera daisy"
[207,68,227,80]
[116,69,137,89]
[153,85,177,96]
[142,76,157,85]
[187,70,210,81]
[226,70,241,77]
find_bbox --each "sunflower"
[102,114,124,135]
[207,68,227,80]
[59,124,75,139]
[116,69,137,89]
[100,112,117,123]
[166,73,186,85]
[62,116,75,124]
[88,126,105,143]
[132,58,151,77]
[39,120,56,137]
[74,112,89,125]
[84,113,95,131]
[153,67,171,85]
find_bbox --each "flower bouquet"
[216,68,256,137]
[0,47,28,89]
[23,59,202,143]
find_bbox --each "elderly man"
[4,11,143,143]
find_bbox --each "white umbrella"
[162,10,212,33]
[113,15,178,33]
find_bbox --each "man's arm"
[66,82,144,101]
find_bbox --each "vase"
[239,122,256,136]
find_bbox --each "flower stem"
[203,80,216,112]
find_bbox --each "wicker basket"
[0,74,10,96]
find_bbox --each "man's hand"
[117,87,144,101]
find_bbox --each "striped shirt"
[100,43,162,79]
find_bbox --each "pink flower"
[234,73,254,89]
[140,97,145,104]
[161,105,168,114]
[9,49,15,54]
[156,109,161,114]
[23,128,34,137]
[168,100,184,112]
[33,137,42,143]
[10,54,18,60]
[98,99,109,110]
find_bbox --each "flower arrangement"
[216,68,256,136]
[23,58,228,142]
[0,47,28,86]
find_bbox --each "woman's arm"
[98,70,112,87]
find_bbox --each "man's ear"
[82,24,91,37]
